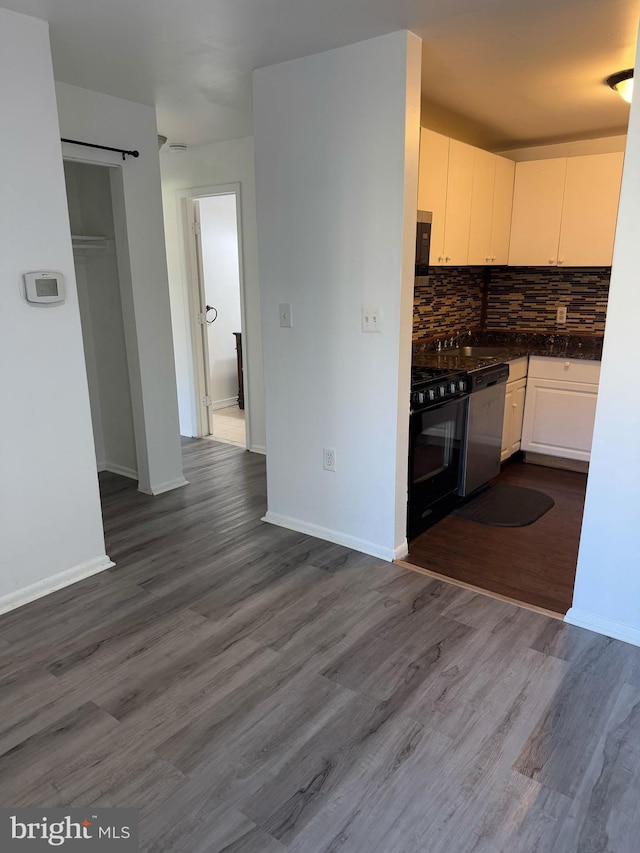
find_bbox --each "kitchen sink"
[447,346,512,358]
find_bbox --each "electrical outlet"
[556,305,567,324]
[362,306,382,333]
[279,303,292,328]
[323,447,336,472]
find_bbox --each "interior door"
[185,198,214,436]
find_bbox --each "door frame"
[177,183,250,448]
[62,144,149,489]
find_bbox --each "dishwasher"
[459,363,509,497]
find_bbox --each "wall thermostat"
[24,271,65,305]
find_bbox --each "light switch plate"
[279,303,292,328]
[362,306,382,333]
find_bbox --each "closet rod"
[61,138,139,160]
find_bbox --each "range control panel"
[410,367,469,411]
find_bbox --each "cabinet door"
[468,148,495,265]
[418,128,449,265]
[509,380,527,456]
[508,159,566,266]
[558,152,624,266]
[501,382,515,461]
[442,139,474,265]
[490,156,515,264]
[521,377,598,461]
[501,378,527,461]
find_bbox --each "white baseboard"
[261,511,394,562]
[250,444,266,455]
[211,397,238,411]
[565,607,640,648]
[139,476,189,496]
[0,554,115,616]
[104,462,138,480]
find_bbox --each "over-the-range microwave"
[416,210,432,276]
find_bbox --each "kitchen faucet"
[449,329,472,348]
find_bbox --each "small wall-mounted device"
[23,271,65,305]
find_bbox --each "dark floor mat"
[453,483,555,527]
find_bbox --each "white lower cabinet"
[501,378,527,462]
[501,357,528,462]
[521,356,601,462]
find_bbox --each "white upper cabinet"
[442,139,474,265]
[417,129,474,266]
[419,129,621,269]
[491,156,516,264]
[467,148,494,265]
[418,128,448,265]
[558,153,624,266]
[508,153,624,267]
[508,159,567,266]
[468,149,515,265]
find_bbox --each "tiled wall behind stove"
[486,267,611,333]
[413,267,484,340]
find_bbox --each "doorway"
[183,186,248,448]
[63,159,138,481]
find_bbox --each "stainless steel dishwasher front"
[459,365,509,497]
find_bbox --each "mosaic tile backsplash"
[413,266,610,340]
[413,267,484,340]
[486,267,610,333]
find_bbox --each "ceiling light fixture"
[168,143,188,154]
[606,68,634,103]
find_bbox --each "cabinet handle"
[564,362,570,369]
[445,256,451,262]
[558,259,564,265]
[437,256,443,262]
[549,259,556,265]
[486,257,491,263]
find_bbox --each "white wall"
[199,195,243,408]
[56,82,186,495]
[66,161,138,477]
[567,21,640,646]
[0,8,111,612]
[253,31,421,561]
[159,138,265,450]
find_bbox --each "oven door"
[408,395,468,539]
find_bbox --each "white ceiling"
[4,0,639,150]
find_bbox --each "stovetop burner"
[411,365,466,387]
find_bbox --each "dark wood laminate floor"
[2,440,640,852]
[407,461,586,614]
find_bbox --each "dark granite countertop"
[412,330,603,370]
